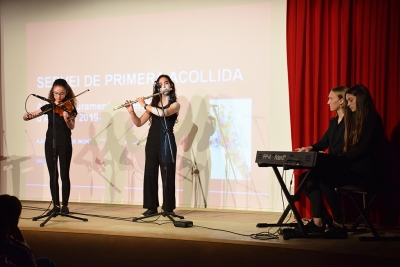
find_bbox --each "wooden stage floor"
[19,201,400,267]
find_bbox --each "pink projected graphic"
[24,3,272,209]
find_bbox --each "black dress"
[143,106,178,211]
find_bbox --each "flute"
[113,88,172,111]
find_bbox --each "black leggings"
[45,143,72,207]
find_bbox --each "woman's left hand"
[63,111,69,120]
[136,97,145,107]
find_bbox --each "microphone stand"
[190,147,207,208]
[132,87,192,227]
[32,102,88,227]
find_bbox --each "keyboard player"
[295,86,347,236]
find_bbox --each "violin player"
[23,78,77,215]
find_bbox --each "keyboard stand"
[257,166,318,239]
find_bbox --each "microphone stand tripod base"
[131,211,192,227]
[32,210,88,227]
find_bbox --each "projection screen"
[0,0,291,212]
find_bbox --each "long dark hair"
[47,79,77,106]
[150,74,177,106]
[149,74,178,124]
[344,84,376,151]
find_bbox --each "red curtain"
[287,0,400,223]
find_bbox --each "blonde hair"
[331,85,348,102]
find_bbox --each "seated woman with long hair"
[320,84,385,238]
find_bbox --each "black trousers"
[45,143,72,207]
[143,141,176,211]
[300,170,331,220]
[301,168,363,223]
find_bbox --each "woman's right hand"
[295,146,313,152]
[23,112,34,121]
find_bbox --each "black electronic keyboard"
[255,151,346,169]
[255,151,348,238]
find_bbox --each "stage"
[19,201,400,267]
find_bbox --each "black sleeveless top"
[147,105,177,164]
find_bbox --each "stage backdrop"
[0,0,292,212]
[287,0,400,224]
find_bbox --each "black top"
[147,104,178,164]
[312,115,345,156]
[41,103,77,145]
[343,110,385,183]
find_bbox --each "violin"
[54,100,77,121]
[25,89,89,121]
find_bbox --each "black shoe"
[61,206,70,214]
[324,216,334,229]
[141,209,158,217]
[324,224,348,239]
[305,220,325,233]
[46,206,60,216]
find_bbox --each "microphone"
[32,94,51,103]
[154,81,161,90]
